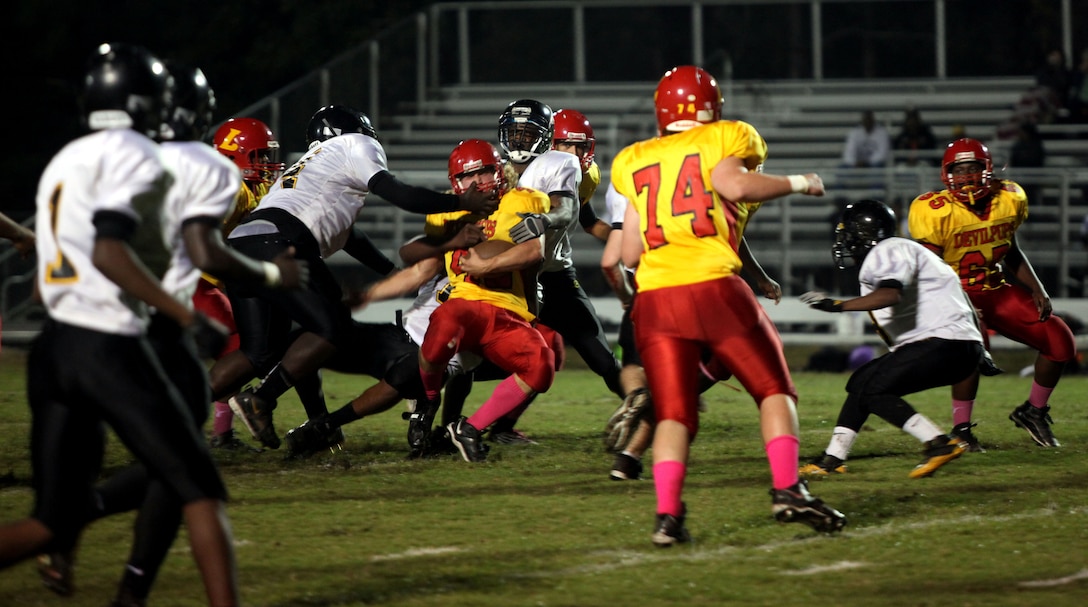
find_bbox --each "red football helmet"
[448,139,507,197]
[213,117,285,186]
[654,65,722,134]
[941,138,993,203]
[552,109,595,172]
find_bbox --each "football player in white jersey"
[213,104,499,450]
[508,104,622,405]
[799,200,986,479]
[0,43,240,607]
[282,143,529,460]
[36,62,310,606]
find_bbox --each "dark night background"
[7,0,433,219]
[6,0,1080,222]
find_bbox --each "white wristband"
[787,174,809,194]
[262,261,283,287]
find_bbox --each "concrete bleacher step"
[367,75,1087,301]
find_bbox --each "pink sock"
[951,399,975,427]
[1028,381,1054,408]
[653,460,686,516]
[467,375,530,430]
[765,434,800,490]
[420,365,444,402]
[212,401,233,435]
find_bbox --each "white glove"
[510,213,551,244]
[799,291,843,313]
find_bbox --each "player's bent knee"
[385,352,425,398]
[520,353,555,393]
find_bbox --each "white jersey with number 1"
[35,128,170,336]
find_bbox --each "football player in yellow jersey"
[462,103,625,446]
[465,107,622,445]
[200,117,285,449]
[612,65,845,546]
[553,108,611,240]
[401,139,556,463]
[602,184,785,482]
[277,141,562,461]
[908,138,1075,448]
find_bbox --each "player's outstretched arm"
[710,156,824,202]
[184,221,307,289]
[359,257,443,306]
[0,211,35,258]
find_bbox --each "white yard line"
[781,561,868,575]
[370,546,464,562]
[1019,568,1088,588]
[515,508,1084,579]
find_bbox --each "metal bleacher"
[364,75,1088,301]
[6,0,1088,348]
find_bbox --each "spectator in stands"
[1010,122,1047,166]
[1009,122,1047,204]
[1034,48,1072,123]
[892,108,938,167]
[841,110,891,168]
[1068,48,1088,124]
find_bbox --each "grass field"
[0,344,1086,607]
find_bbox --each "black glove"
[510,213,551,244]
[978,350,1004,376]
[457,183,499,215]
[799,291,844,313]
[189,311,229,359]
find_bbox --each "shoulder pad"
[909,191,954,217]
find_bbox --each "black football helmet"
[81,42,172,140]
[498,99,554,164]
[163,62,215,142]
[832,199,898,269]
[306,104,377,145]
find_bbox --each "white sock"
[825,426,858,461]
[902,413,944,443]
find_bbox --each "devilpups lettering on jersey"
[610,120,768,292]
[438,187,549,321]
[907,181,1028,291]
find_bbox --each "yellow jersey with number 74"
[610,120,767,292]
